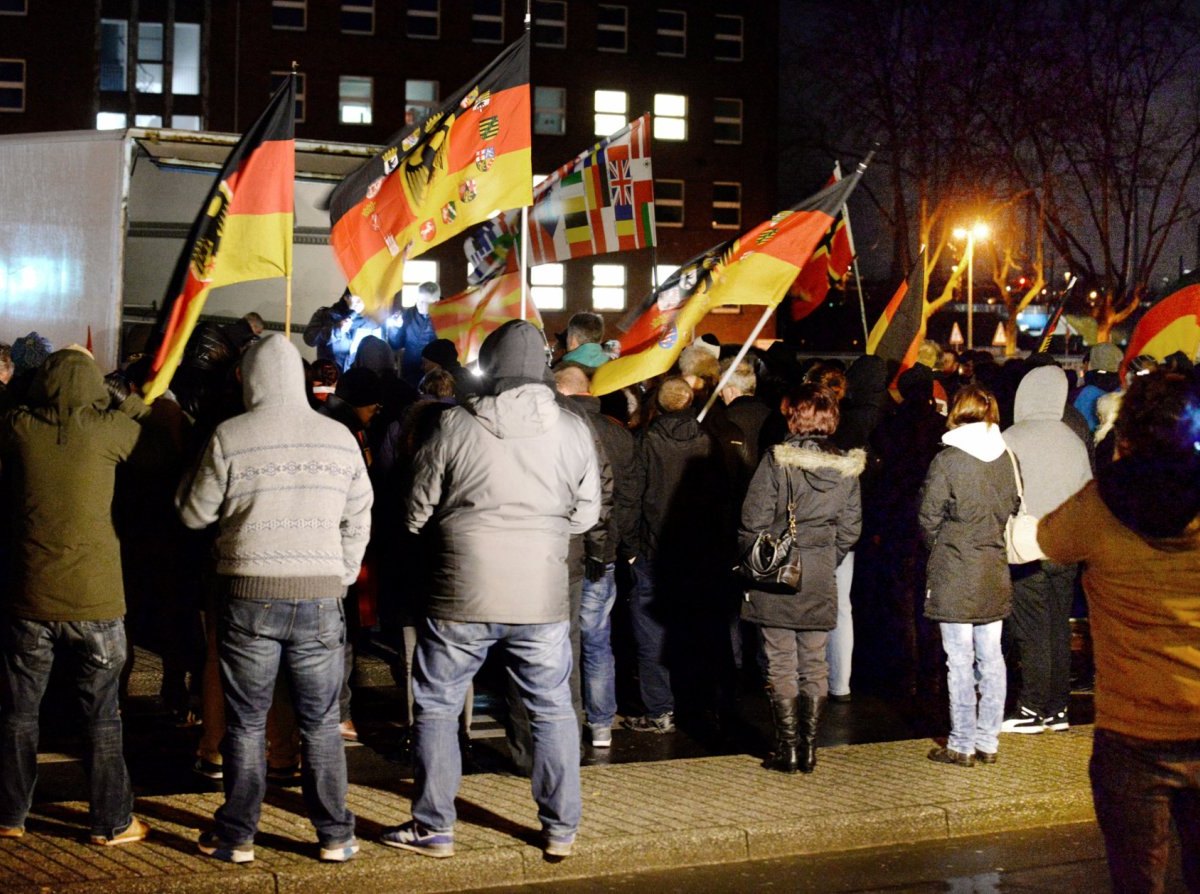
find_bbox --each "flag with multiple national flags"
[464,113,655,285]
[329,35,532,317]
[428,271,542,364]
[590,169,865,396]
[141,74,296,403]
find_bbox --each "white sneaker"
[590,726,612,748]
[1000,705,1045,734]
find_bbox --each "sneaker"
[379,820,454,858]
[589,725,613,748]
[0,826,24,839]
[974,749,998,765]
[543,830,575,859]
[266,763,302,787]
[927,746,975,767]
[91,817,150,846]
[1000,705,1045,734]
[319,838,360,862]
[1044,708,1070,732]
[197,830,254,863]
[193,758,224,780]
[622,712,675,734]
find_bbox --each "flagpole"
[285,64,298,338]
[520,0,532,322]
[696,303,775,424]
[832,160,869,346]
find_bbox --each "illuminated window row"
[592,91,742,145]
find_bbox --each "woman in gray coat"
[918,384,1019,768]
[739,384,864,773]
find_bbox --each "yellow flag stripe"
[208,212,294,289]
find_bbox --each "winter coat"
[738,437,864,631]
[560,341,610,369]
[918,422,1020,623]
[177,335,373,598]
[572,394,633,564]
[0,349,146,621]
[405,382,601,624]
[396,306,436,385]
[834,355,889,451]
[1002,366,1092,519]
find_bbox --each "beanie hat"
[421,338,460,370]
[11,331,53,373]
[1088,343,1124,373]
[477,320,549,392]
[335,367,384,408]
[898,364,934,403]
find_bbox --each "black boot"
[797,694,825,773]
[765,697,800,773]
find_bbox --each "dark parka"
[918,422,1020,623]
[739,437,864,630]
[0,349,145,621]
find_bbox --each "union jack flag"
[608,159,634,205]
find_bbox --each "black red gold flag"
[866,250,928,372]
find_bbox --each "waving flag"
[142,75,295,402]
[1122,273,1200,375]
[330,35,532,315]
[465,114,655,285]
[591,168,865,396]
[429,271,542,364]
[866,250,928,372]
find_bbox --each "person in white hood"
[918,385,1020,768]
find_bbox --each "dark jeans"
[1091,728,1200,894]
[1010,560,1075,716]
[0,616,134,837]
[628,558,673,715]
[215,597,353,847]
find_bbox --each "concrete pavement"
[0,725,1096,894]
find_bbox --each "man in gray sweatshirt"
[177,334,373,864]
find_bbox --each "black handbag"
[736,467,803,590]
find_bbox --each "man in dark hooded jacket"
[0,347,152,845]
[385,320,600,860]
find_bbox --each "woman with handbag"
[918,384,1020,767]
[738,383,864,773]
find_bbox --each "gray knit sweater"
[176,334,373,599]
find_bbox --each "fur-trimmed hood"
[773,438,866,493]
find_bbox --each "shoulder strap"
[1005,448,1027,511]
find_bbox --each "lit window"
[339,76,373,125]
[653,93,687,141]
[594,89,627,136]
[531,264,565,311]
[407,0,440,39]
[96,112,128,129]
[712,181,741,229]
[593,264,626,311]
[534,86,566,136]
[714,14,743,61]
[655,8,686,57]
[534,0,566,48]
[135,22,163,94]
[655,179,684,227]
[271,71,306,123]
[0,58,25,112]
[471,0,504,43]
[272,0,306,30]
[713,97,742,144]
[100,20,127,92]
[135,114,163,127]
[401,260,439,307]
[171,114,202,130]
[341,2,374,34]
[405,79,439,126]
[654,264,679,288]
[597,5,627,53]
[173,23,201,95]
[0,1,28,14]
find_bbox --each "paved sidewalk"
[0,727,1096,894]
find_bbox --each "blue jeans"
[216,597,353,847]
[1090,729,1200,894]
[629,559,673,716]
[826,551,855,697]
[580,565,618,729]
[939,621,1005,755]
[0,616,133,838]
[412,617,580,838]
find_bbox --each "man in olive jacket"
[0,347,151,845]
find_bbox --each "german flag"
[866,250,927,373]
[330,36,532,317]
[428,271,542,365]
[142,76,295,403]
[789,211,852,321]
[591,169,865,397]
[1122,272,1200,375]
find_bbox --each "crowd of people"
[0,300,1196,892]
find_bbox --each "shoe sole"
[0,828,25,839]
[1000,723,1044,734]
[544,842,574,858]
[591,739,612,748]
[380,838,454,858]
[319,843,360,862]
[1044,723,1069,732]
[92,820,150,846]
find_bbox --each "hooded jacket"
[1039,455,1200,740]
[1002,366,1092,519]
[918,422,1020,623]
[176,334,373,598]
[738,437,864,630]
[0,349,145,621]
[405,321,601,624]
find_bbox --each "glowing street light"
[953,222,990,349]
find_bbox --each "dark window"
[655,179,684,227]
[714,14,743,61]
[471,0,504,43]
[0,0,28,14]
[272,0,306,30]
[713,97,742,144]
[533,0,566,48]
[407,0,440,39]
[596,5,627,53]
[271,71,306,123]
[655,8,686,57]
[341,2,374,34]
[0,59,26,112]
[712,181,741,229]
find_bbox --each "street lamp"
[953,222,990,349]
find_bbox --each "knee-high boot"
[765,697,800,773]
[798,694,825,773]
